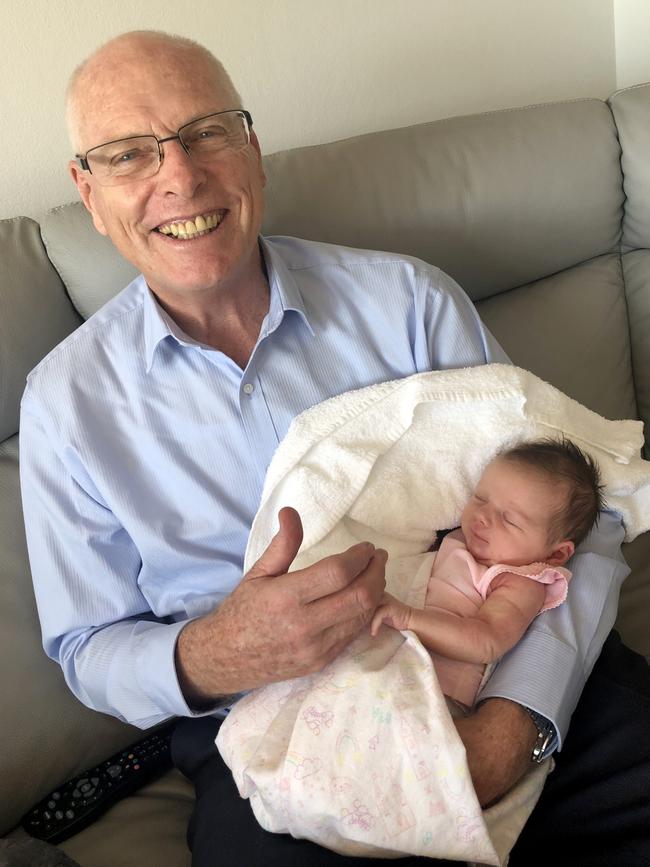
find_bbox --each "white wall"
[3,0,617,220]
[614,0,650,89]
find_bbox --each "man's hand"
[454,698,538,807]
[175,507,387,706]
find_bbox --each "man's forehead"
[79,39,221,99]
[73,42,231,146]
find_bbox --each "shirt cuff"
[477,628,581,749]
[133,619,239,721]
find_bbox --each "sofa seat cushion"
[58,770,193,867]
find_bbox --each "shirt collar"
[258,236,315,339]
[143,278,175,372]
[142,237,314,372]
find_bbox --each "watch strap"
[523,707,557,763]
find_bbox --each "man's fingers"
[317,603,385,664]
[305,547,388,631]
[295,543,386,605]
[245,507,303,581]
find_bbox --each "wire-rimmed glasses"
[75,109,253,186]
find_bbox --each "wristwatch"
[523,707,557,763]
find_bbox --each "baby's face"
[460,458,568,567]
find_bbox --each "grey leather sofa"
[2,83,650,866]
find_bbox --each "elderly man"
[20,30,650,867]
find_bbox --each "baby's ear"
[546,540,574,566]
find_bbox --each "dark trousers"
[171,631,650,866]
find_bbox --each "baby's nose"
[474,508,490,527]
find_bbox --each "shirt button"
[243,383,255,395]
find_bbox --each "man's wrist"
[174,617,235,709]
[456,698,537,806]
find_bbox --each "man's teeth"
[158,213,222,238]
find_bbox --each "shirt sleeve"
[19,391,213,729]
[418,269,629,749]
[418,267,510,369]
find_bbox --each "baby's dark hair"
[498,437,604,546]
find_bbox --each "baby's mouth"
[155,211,223,239]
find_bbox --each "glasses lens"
[180,111,250,159]
[87,136,160,185]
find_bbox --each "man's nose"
[158,137,206,197]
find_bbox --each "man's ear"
[249,131,267,188]
[68,160,108,236]
[546,539,574,566]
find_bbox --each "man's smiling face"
[69,36,266,305]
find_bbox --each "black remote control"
[21,723,176,844]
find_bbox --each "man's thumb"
[245,507,304,580]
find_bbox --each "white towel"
[245,364,649,574]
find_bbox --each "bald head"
[66,31,242,152]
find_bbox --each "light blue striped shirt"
[20,236,628,742]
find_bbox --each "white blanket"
[217,365,650,863]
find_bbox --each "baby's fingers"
[370,606,389,636]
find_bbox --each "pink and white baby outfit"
[427,529,571,708]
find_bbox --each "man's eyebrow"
[95,111,225,144]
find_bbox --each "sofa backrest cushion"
[609,83,650,252]
[0,219,139,834]
[40,204,138,322]
[476,253,638,426]
[0,435,142,834]
[261,98,623,301]
[0,218,81,442]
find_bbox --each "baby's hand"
[370,592,413,636]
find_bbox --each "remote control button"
[52,792,61,800]
[72,788,81,798]
[55,811,64,820]
[107,764,122,778]
[48,800,56,809]
[43,811,52,820]
[65,810,75,819]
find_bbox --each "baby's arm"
[371,573,547,663]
